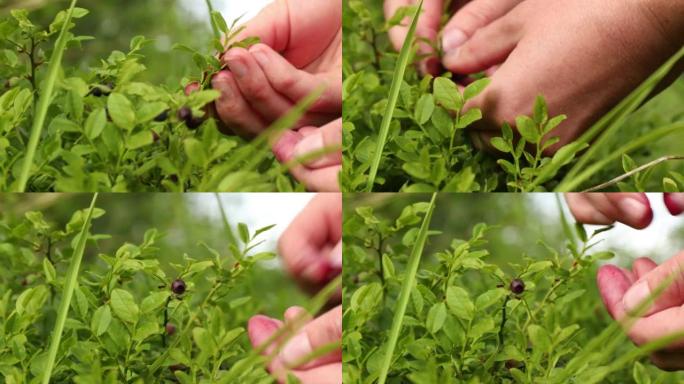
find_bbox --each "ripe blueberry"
[185,117,204,130]
[177,106,192,122]
[171,279,186,295]
[509,279,525,295]
[165,322,176,335]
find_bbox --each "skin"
[385,0,684,154]
[248,194,343,383]
[248,306,342,384]
[210,0,342,191]
[566,193,684,370]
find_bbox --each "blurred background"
[0,192,312,317]
[0,0,274,85]
[345,193,684,270]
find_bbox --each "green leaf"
[463,78,490,101]
[110,288,139,324]
[474,288,506,310]
[91,305,112,336]
[193,327,217,356]
[84,108,107,140]
[425,302,447,333]
[446,286,474,320]
[414,94,435,125]
[528,324,551,352]
[238,223,250,244]
[433,77,463,112]
[43,258,56,283]
[107,93,136,130]
[184,138,206,167]
[516,116,538,143]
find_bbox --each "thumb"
[292,119,343,169]
[664,193,684,215]
[278,306,342,369]
[622,250,684,317]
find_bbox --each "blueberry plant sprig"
[0,5,301,192]
[342,196,684,383]
[0,203,292,383]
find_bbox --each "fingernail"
[442,28,468,53]
[622,280,651,315]
[665,193,684,215]
[251,50,269,67]
[618,198,650,226]
[272,130,301,163]
[226,54,247,78]
[294,132,325,166]
[280,332,312,367]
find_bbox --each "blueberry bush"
[0,194,331,383]
[0,3,308,192]
[342,193,684,383]
[341,0,684,192]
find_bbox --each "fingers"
[384,0,444,75]
[621,250,684,317]
[248,44,342,114]
[293,119,342,168]
[278,194,342,285]
[278,306,342,369]
[443,7,524,74]
[564,193,653,229]
[223,48,298,123]
[233,0,342,69]
[628,306,684,350]
[289,165,342,193]
[211,71,266,137]
[597,264,633,321]
[664,193,684,215]
[272,119,342,192]
[248,315,285,356]
[632,257,658,280]
[442,0,522,56]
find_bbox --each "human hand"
[439,0,684,154]
[211,0,342,137]
[565,193,684,229]
[598,253,684,371]
[384,0,522,75]
[248,306,342,383]
[273,118,341,192]
[279,194,342,294]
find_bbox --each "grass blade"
[557,46,684,189]
[365,1,424,192]
[214,193,238,247]
[42,193,99,384]
[377,192,437,384]
[555,121,684,191]
[16,0,78,192]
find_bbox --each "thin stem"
[582,155,684,192]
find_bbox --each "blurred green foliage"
[2,0,212,85]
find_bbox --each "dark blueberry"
[154,109,170,122]
[165,322,176,335]
[185,117,204,130]
[90,87,104,97]
[171,279,186,295]
[509,278,525,295]
[177,106,192,122]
